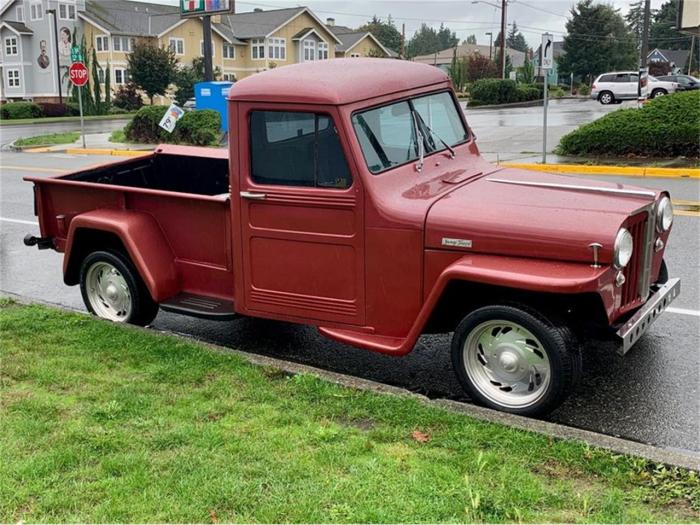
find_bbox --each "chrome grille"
[621,211,653,308]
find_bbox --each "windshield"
[352,91,469,174]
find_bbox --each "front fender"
[64,209,179,302]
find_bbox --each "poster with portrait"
[37,40,50,69]
[58,26,72,65]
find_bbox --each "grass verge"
[109,128,127,143]
[1,302,698,523]
[0,113,136,126]
[14,132,80,147]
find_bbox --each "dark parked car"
[657,75,700,91]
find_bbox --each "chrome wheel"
[463,320,551,409]
[600,92,613,104]
[85,261,132,322]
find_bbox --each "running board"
[160,293,237,320]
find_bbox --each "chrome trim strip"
[639,204,656,300]
[617,278,680,355]
[487,178,656,198]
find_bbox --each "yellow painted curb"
[502,162,700,179]
[23,147,54,153]
[64,148,152,157]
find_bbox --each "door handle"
[240,191,267,200]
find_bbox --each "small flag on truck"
[159,104,185,134]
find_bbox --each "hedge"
[0,102,43,120]
[557,90,700,158]
[469,79,543,105]
[124,105,221,146]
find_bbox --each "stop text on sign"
[69,62,89,87]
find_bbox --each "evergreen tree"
[625,0,652,49]
[407,24,440,57]
[558,0,637,81]
[464,34,477,45]
[507,22,529,53]
[437,23,459,50]
[357,15,402,54]
[91,47,102,114]
[649,1,692,51]
[104,63,111,108]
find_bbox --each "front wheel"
[80,250,159,326]
[451,305,581,416]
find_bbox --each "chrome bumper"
[616,278,681,355]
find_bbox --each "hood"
[425,168,660,264]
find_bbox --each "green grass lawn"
[1,301,698,523]
[14,132,80,147]
[0,113,136,126]
[109,128,127,143]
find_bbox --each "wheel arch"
[63,210,179,302]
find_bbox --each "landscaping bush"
[107,106,130,115]
[470,79,544,105]
[578,84,591,96]
[0,102,43,120]
[558,90,700,158]
[113,83,144,111]
[124,105,220,146]
[36,103,72,117]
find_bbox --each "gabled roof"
[0,0,18,18]
[412,43,526,68]
[83,0,180,36]
[327,25,393,56]
[226,6,341,44]
[1,20,33,35]
[647,48,691,67]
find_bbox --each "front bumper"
[616,278,681,355]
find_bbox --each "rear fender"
[64,209,179,302]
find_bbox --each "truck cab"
[24,59,680,416]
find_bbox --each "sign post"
[69,62,89,149]
[540,33,553,164]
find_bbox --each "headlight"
[656,196,673,232]
[614,228,633,268]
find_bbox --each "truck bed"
[25,145,235,305]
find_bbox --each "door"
[238,107,365,325]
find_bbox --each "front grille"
[621,211,651,308]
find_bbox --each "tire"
[656,259,669,285]
[650,89,667,99]
[79,250,159,326]
[451,305,581,417]
[599,91,614,104]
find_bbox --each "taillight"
[592,83,597,90]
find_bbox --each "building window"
[6,69,21,88]
[223,43,235,59]
[200,40,215,56]
[58,2,76,20]
[4,37,18,56]
[113,36,133,52]
[223,73,236,81]
[267,37,285,60]
[30,2,43,20]
[250,111,351,189]
[350,53,361,58]
[251,38,265,59]
[317,41,328,60]
[95,35,109,52]
[303,39,316,61]
[16,6,24,21]
[169,38,184,55]
[114,68,130,85]
[98,68,105,83]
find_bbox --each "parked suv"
[657,74,700,91]
[591,71,679,104]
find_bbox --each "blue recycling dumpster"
[194,81,234,132]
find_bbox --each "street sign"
[68,62,88,87]
[180,0,233,18]
[159,104,185,134]
[541,33,554,70]
[70,46,83,63]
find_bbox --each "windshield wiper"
[414,111,456,159]
[411,110,425,173]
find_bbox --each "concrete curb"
[21,146,153,157]
[2,291,698,472]
[502,162,700,179]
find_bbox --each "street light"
[472,0,508,79]
[45,8,62,104]
[485,32,493,60]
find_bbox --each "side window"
[614,74,630,82]
[629,74,639,83]
[250,111,352,189]
[599,74,614,82]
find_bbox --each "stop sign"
[69,62,89,87]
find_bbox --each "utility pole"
[499,0,507,79]
[485,32,493,60]
[46,8,62,104]
[640,0,651,69]
[202,15,213,81]
[689,36,695,74]
[401,23,405,59]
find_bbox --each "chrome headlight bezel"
[656,196,673,232]
[614,228,634,268]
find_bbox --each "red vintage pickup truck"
[24,59,680,415]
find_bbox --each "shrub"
[578,84,591,96]
[37,103,72,117]
[470,79,519,105]
[548,85,566,98]
[113,83,144,111]
[124,106,221,146]
[108,106,130,115]
[0,102,43,120]
[557,90,700,158]
[66,102,81,116]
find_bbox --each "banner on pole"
[159,104,185,134]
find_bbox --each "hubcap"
[85,261,132,322]
[601,94,611,103]
[463,320,551,409]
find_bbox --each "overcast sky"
[3,0,669,48]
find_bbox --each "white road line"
[667,307,700,317]
[0,217,38,226]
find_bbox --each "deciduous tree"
[127,41,178,105]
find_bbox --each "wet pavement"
[1,140,699,456]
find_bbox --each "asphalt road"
[1,146,699,456]
[0,117,130,147]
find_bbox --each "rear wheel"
[650,88,667,99]
[80,250,159,326]
[451,305,581,416]
[599,91,614,104]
